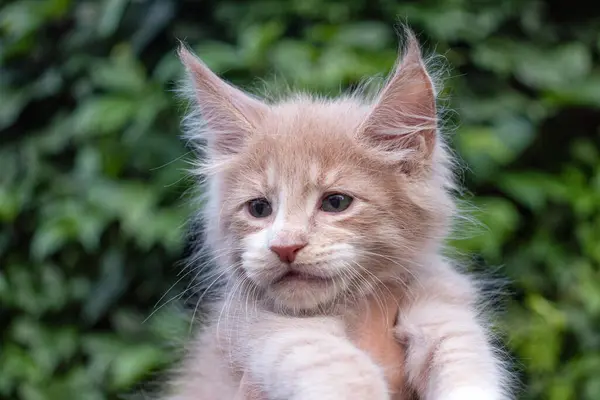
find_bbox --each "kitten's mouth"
[273,270,332,285]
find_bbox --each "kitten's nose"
[270,243,306,263]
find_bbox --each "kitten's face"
[180,33,453,311]
[218,103,431,310]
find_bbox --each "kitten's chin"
[265,273,343,311]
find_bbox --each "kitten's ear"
[358,32,437,173]
[178,45,269,155]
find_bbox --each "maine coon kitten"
[165,30,511,400]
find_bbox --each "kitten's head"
[180,32,455,312]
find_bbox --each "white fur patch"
[266,161,277,188]
[441,386,500,400]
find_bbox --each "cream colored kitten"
[165,30,511,400]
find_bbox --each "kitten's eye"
[320,193,353,213]
[247,198,273,218]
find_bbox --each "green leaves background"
[1,0,600,399]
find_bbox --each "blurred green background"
[2,0,600,399]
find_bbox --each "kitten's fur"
[166,30,511,400]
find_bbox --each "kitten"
[165,29,511,400]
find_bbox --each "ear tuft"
[358,31,437,172]
[178,44,269,155]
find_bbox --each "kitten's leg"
[395,265,509,400]
[237,312,391,400]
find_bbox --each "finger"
[357,291,399,331]
[379,290,400,327]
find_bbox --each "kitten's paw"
[291,360,390,400]
[333,354,390,400]
[440,386,500,400]
[334,378,390,400]
[295,382,389,400]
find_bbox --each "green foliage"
[1,0,599,399]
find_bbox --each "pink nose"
[270,243,306,263]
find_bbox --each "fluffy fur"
[165,29,511,400]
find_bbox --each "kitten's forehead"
[266,99,369,136]
[248,136,350,192]
[263,156,340,190]
[244,99,372,185]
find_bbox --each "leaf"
[10,318,78,375]
[0,187,21,222]
[333,21,392,50]
[451,197,519,260]
[82,249,127,324]
[97,0,128,37]
[239,21,285,65]
[269,40,315,84]
[109,345,166,389]
[455,126,513,181]
[153,51,185,84]
[31,221,69,261]
[0,87,31,129]
[498,172,566,211]
[89,44,147,93]
[0,0,71,39]
[515,43,592,90]
[192,41,241,73]
[130,0,175,53]
[544,72,600,107]
[73,96,137,136]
